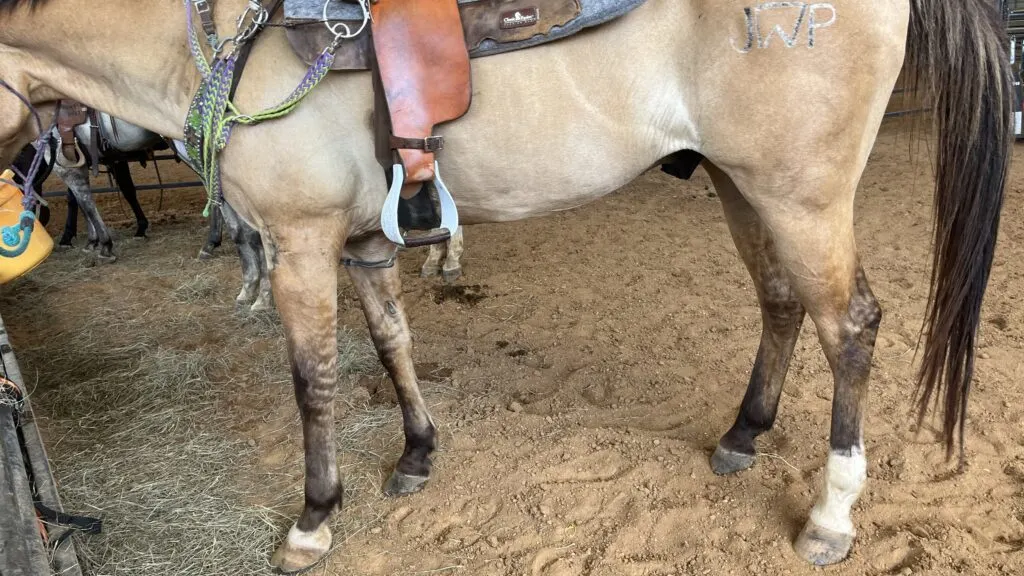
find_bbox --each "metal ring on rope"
[322,0,371,49]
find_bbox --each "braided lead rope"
[183,0,338,216]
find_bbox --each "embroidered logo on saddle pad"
[500,8,540,29]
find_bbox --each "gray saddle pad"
[284,0,646,58]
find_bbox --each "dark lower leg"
[59,189,79,246]
[111,161,148,237]
[707,165,805,471]
[201,206,224,257]
[347,262,436,491]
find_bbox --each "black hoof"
[134,219,149,238]
[383,471,429,497]
[711,444,755,475]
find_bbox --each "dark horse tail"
[905,0,1014,461]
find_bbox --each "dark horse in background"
[12,107,153,262]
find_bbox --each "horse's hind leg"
[420,240,445,278]
[110,160,148,239]
[727,165,880,566]
[706,165,805,475]
[441,226,464,284]
[55,163,116,263]
[346,236,436,496]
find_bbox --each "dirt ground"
[2,117,1023,576]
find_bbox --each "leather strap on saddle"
[56,100,88,164]
[370,0,471,199]
[55,100,102,176]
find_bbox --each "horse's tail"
[905,0,1014,461]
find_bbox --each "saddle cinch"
[284,0,648,246]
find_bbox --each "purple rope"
[0,79,53,211]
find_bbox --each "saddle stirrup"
[380,161,459,247]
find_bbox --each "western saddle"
[278,0,664,247]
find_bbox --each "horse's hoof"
[54,243,74,252]
[270,523,332,575]
[250,297,273,313]
[82,245,97,253]
[135,220,149,238]
[794,521,854,566]
[710,445,755,475]
[96,253,118,265]
[198,248,215,260]
[132,234,147,241]
[420,266,440,278]
[383,471,429,497]
[441,267,462,284]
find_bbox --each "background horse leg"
[420,240,445,278]
[268,221,345,574]
[250,227,273,312]
[441,225,463,284]
[109,160,149,239]
[53,162,117,263]
[199,204,224,259]
[705,165,805,475]
[57,189,79,248]
[732,164,880,566]
[346,237,436,496]
[218,202,261,309]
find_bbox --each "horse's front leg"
[347,236,437,495]
[268,220,346,574]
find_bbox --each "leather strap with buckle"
[389,135,444,153]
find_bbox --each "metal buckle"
[194,0,212,15]
[423,136,444,153]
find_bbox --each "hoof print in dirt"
[432,284,488,306]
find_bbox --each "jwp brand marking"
[732,2,837,53]
[500,8,540,29]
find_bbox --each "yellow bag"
[0,169,53,284]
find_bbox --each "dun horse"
[0,0,1011,571]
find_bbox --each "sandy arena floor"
[1,118,1023,575]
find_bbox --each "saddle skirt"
[283,0,647,70]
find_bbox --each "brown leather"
[461,0,581,50]
[285,0,582,71]
[56,100,89,164]
[370,0,472,186]
[389,135,445,153]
